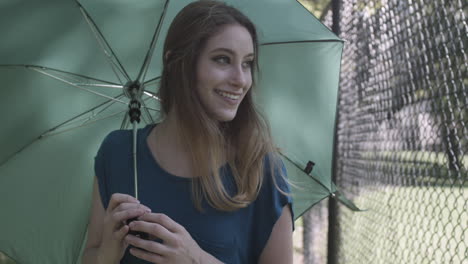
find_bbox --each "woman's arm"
[81,177,150,264]
[82,177,107,264]
[258,205,294,264]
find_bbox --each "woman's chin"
[213,111,237,122]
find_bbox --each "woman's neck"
[157,113,182,148]
[149,112,195,178]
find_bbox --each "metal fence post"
[328,0,341,264]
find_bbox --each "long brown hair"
[158,0,284,211]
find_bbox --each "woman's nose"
[229,65,248,88]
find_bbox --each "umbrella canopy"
[0,0,356,263]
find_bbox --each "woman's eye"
[213,56,230,64]
[242,60,254,68]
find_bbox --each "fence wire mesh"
[317,0,468,263]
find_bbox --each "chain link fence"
[301,0,468,263]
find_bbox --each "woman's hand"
[97,193,151,263]
[125,213,222,264]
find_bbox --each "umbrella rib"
[76,0,131,84]
[0,107,126,168]
[45,99,158,137]
[39,97,159,137]
[0,138,39,168]
[29,67,127,104]
[144,76,161,87]
[136,0,171,83]
[64,94,130,130]
[92,94,125,117]
[261,39,344,46]
[0,64,121,87]
[43,109,127,138]
[140,98,155,124]
[42,94,125,137]
[139,110,150,125]
[141,91,161,113]
[143,90,160,101]
[10,66,156,129]
[143,77,161,102]
[75,83,124,89]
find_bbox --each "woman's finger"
[107,193,139,213]
[112,208,151,225]
[128,220,174,243]
[113,202,151,214]
[114,224,130,240]
[126,234,169,256]
[138,213,182,233]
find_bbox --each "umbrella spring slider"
[129,99,141,123]
[304,161,315,174]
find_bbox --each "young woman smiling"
[82,1,293,263]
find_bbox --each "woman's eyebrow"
[209,47,254,58]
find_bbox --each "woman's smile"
[214,89,242,104]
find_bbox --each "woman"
[82,1,293,263]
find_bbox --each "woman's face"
[195,24,254,122]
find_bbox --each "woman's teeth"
[215,90,240,100]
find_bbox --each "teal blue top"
[94,124,293,264]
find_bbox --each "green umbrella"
[0,0,357,263]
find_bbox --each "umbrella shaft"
[132,122,139,200]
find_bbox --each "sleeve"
[252,156,294,260]
[94,132,113,210]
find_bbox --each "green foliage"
[298,0,331,19]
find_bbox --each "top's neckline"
[142,123,192,182]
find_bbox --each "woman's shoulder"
[98,124,153,149]
[102,128,129,141]
[262,153,287,178]
[259,152,291,204]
